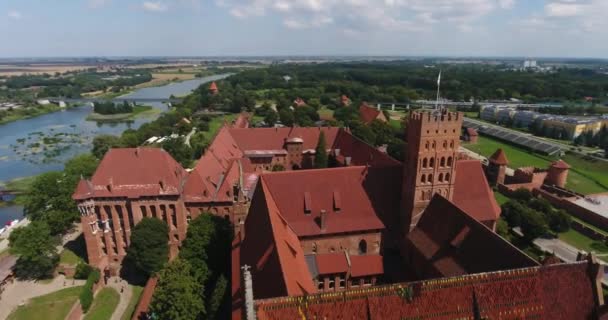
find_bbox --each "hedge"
[80,269,101,313]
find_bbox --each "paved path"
[0,275,86,319]
[184,127,196,147]
[534,237,580,262]
[107,277,134,320]
[0,218,30,252]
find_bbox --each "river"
[0,74,230,221]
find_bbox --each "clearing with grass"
[7,286,83,320]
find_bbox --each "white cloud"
[8,10,22,20]
[142,1,169,12]
[545,2,584,17]
[216,0,514,32]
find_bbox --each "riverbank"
[85,105,160,122]
[0,104,77,126]
[0,176,35,207]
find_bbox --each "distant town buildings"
[479,105,608,140]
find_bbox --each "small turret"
[546,159,570,188]
[487,148,508,186]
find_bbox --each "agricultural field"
[462,135,608,195]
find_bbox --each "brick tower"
[402,110,463,234]
[546,159,570,188]
[487,148,509,186]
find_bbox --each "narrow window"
[440,157,445,167]
[447,157,453,167]
[304,192,312,214]
[358,240,368,254]
[422,158,428,168]
[421,174,426,183]
[445,173,451,182]
[429,158,435,168]
[428,174,433,182]
[439,173,444,182]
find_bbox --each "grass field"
[83,287,120,320]
[59,248,85,265]
[559,229,608,258]
[202,114,239,140]
[462,135,608,194]
[494,191,510,205]
[318,108,334,120]
[121,285,144,320]
[7,286,83,320]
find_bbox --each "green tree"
[314,131,328,168]
[125,218,169,277]
[278,109,295,126]
[496,218,510,240]
[9,222,59,279]
[161,137,193,168]
[510,188,533,202]
[64,153,99,178]
[150,259,204,320]
[92,134,121,159]
[521,209,549,242]
[206,275,228,320]
[25,171,78,230]
[179,214,231,282]
[264,110,278,127]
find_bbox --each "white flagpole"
[435,70,441,110]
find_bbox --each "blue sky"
[1,0,607,58]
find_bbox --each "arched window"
[432,141,436,149]
[312,243,317,253]
[445,173,451,182]
[450,141,455,149]
[440,157,446,167]
[426,190,432,200]
[443,141,447,149]
[429,158,435,168]
[425,141,429,150]
[421,174,426,183]
[359,240,368,254]
[438,173,444,182]
[422,158,428,168]
[447,157,453,167]
[428,174,433,182]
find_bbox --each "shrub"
[80,269,101,313]
[74,262,93,280]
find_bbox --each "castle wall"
[299,231,382,256]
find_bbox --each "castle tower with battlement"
[401,110,463,234]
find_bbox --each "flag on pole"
[437,70,441,86]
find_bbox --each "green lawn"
[462,135,608,195]
[494,191,510,206]
[559,229,608,260]
[7,286,83,320]
[318,108,334,120]
[121,285,144,320]
[83,287,120,320]
[203,114,238,140]
[59,248,85,265]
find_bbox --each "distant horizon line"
[1,55,607,61]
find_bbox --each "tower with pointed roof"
[209,81,219,95]
[487,148,508,186]
[401,110,463,233]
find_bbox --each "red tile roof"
[489,148,508,165]
[255,261,598,320]
[465,127,478,136]
[452,160,501,223]
[359,103,382,125]
[209,81,218,91]
[240,178,317,300]
[232,113,250,128]
[350,255,383,277]
[332,129,401,167]
[551,159,570,169]
[315,253,349,275]
[73,148,186,200]
[259,167,386,237]
[228,127,340,152]
[407,195,538,278]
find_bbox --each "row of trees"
[500,189,571,242]
[224,62,608,104]
[123,214,232,320]
[93,101,133,115]
[9,154,100,279]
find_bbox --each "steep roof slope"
[359,104,382,125]
[489,148,508,165]
[228,127,340,151]
[255,261,598,320]
[332,129,401,167]
[407,195,538,278]
[452,160,501,223]
[259,167,386,237]
[73,148,186,199]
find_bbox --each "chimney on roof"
[241,265,256,320]
[345,156,352,166]
[320,209,327,231]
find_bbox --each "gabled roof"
[452,160,501,223]
[228,127,340,152]
[331,129,401,167]
[209,81,218,91]
[259,167,386,237]
[407,195,538,278]
[551,159,570,169]
[240,178,317,299]
[72,148,186,200]
[489,148,508,165]
[255,261,598,320]
[359,103,382,125]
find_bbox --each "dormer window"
[333,191,341,211]
[304,192,312,214]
